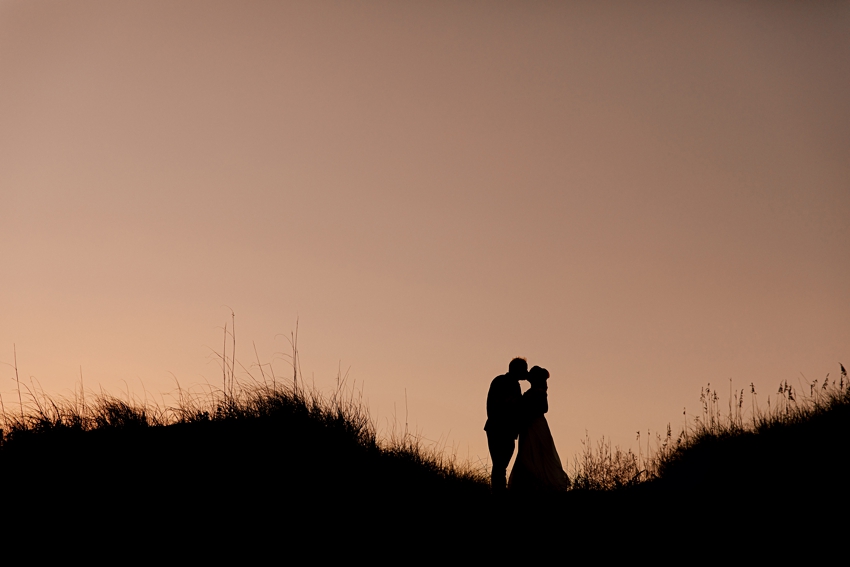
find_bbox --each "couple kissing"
[484,357,570,494]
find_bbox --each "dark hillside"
[650,404,850,492]
[4,368,847,546]
[646,372,850,494]
[0,386,489,531]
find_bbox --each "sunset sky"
[2,1,848,471]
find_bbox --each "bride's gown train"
[508,387,570,492]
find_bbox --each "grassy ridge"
[0,382,490,527]
[569,364,850,494]
[651,369,850,492]
[3,359,846,532]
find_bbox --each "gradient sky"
[2,0,848,471]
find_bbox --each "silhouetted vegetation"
[1,326,489,534]
[0,382,489,521]
[2,325,845,540]
[570,364,849,494]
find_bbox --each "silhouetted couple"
[484,357,570,494]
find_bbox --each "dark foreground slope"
[645,383,850,494]
[3,376,848,549]
[0,387,491,535]
[648,406,850,493]
[0,386,656,550]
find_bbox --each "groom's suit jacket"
[484,373,523,439]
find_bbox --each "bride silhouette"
[508,366,570,492]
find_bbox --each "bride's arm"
[528,388,548,415]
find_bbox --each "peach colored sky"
[2,1,848,470]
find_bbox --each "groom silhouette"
[484,357,528,494]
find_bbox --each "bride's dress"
[508,386,570,492]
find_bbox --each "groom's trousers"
[487,431,516,493]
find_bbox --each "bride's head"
[528,366,549,390]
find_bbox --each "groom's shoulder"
[488,373,515,391]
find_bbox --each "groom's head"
[508,357,528,379]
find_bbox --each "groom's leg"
[487,432,515,494]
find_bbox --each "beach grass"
[2,324,846,528]
[570,363,850,493]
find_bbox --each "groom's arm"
[486,377,521,428]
